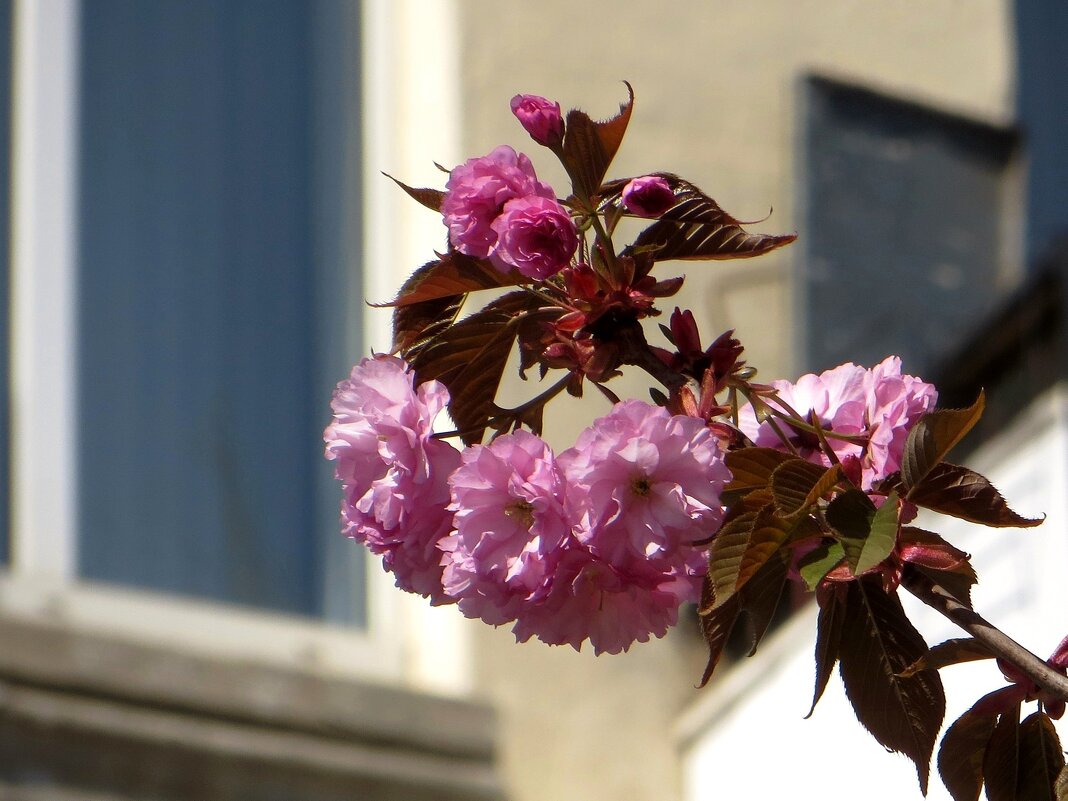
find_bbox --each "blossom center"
[631,475,652,497]
[504,498,535,528]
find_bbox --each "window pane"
[77,0,359,619]
[802,77,1016,374]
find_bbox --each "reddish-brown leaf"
[698,581,740,687]
[410,291,541,445]
[771,459,841,517]
[838,578,945,795]
[385,173,445,213]
[735,548,790,657]
[938,699,1000,801]
[907,561,979,610]
[561,83,634,201]
[1018,712,1065,801]
[909,462,1044,528]
[900,638,995,679]
[617,174,796,262]
[808,584,846,717]
[983,704,1021,801]
[708,504,792,610]
[393,293,466,358]
[723,448,793,496]
[385,252,526,309]
[902,392,985,490]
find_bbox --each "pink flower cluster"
[739,356,937,490]
[324,355,460,603]
[442,145,578,280]
[325,359,731,654]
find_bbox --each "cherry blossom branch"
[615,323,688,392]
[901,567,1068,702]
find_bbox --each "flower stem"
[901,567,1068,702]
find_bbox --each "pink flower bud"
[621,175,676,218]
[510,94,564,147]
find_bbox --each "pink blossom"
[442,145,555,259]
[324,355,460,603]
[559,400,729,573]
[441,430,573,624]
[621,175,676,218]
[511,549,700,655]
[738,357,937,490]
[510,94,564,147]
[489,195,578,279]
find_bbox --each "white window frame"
[3,0,470,695]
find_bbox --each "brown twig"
[902,567,1068,702]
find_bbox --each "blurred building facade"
[0,2,1066,801]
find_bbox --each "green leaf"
[808,584,846,717]
[899,638,995,678]
[617,174,797,262]
[410,291,540,445]
[826,490,900,576]
[983,704,1021,801]
[771,459,841,517]
[707,509,759,610]
[384,172,445,212]
[838,579,946,795]
[909,462,1044,528]
[938,701,999,801]
[1018,712,1065,801]
[798,539,846,591]
[901,392,985,490]
[561,83,634,201]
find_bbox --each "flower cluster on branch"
[326,87,1066,800]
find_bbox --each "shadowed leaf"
[698,581,740,687]
[699,546,789,684]
[938,700,999,801]
[385,173,445,213]
[386,252,525,309]
[908,562,978,610]
[614,174,796,262]
[900,638,995,678]
[984,704,1021,801]
[798,540,847,591]
[809,584,846,717]
[561,83,634,200]
[712,504,793,609]
[736,548,790,657]
[827,490,900,577]
[1018,712,1064,801]
[410,291,542,444]
[902,392,985,490]
[909,462,1044,528]
[772,460,841,517]
[839,579,945,794]
[394,293,466,359]
[390,253,527,356]
[1055,765,1068,800]
[723,448,793,496]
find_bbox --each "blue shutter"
[77,0,359,619]
[801,77,1016,374]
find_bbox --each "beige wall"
[441,3,1015,801]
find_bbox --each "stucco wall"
[438,4,1018,801]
